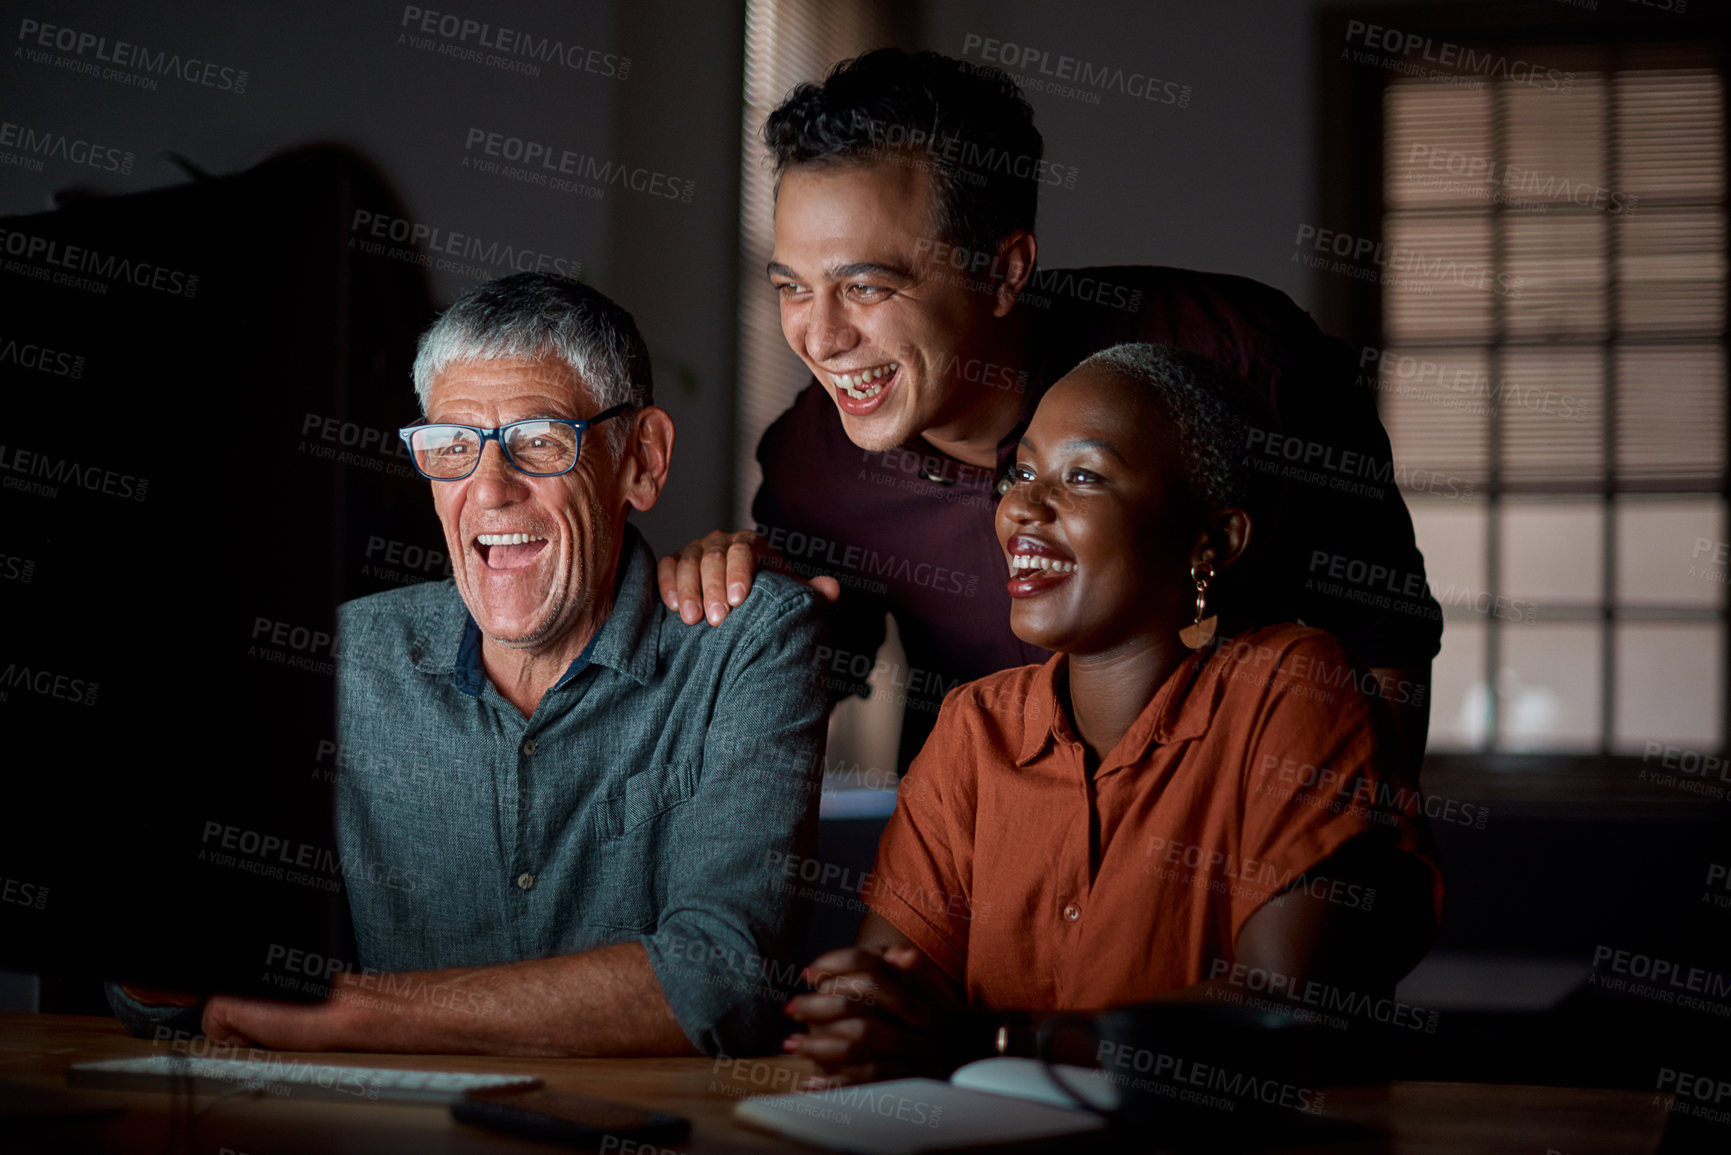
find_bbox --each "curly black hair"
[762,48,1043,266]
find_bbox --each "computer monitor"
[0,145,438,1007]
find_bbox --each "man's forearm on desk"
[203,942,699,1057]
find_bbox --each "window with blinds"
[736,1,906,791]
[736,0,896,528]
[1375,44,1727,755]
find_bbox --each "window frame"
[1315,3,1731,786]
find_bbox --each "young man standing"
[660,49,1439,764]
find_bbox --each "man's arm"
[636,578,831,1054]
[198,943,695,1057]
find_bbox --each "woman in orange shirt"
[784,343,1443,1085]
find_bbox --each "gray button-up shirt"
[331,524,827,1054]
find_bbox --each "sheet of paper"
[950,1057,1120,1112]
[732,1076,1105,1155]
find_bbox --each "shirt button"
[516,872,535,891]
[1063,903,1081,922]
[521,738,536,756]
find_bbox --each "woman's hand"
[783,943,961,1088]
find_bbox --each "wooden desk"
[0,1012,1677,1154]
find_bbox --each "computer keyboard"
[67,1055,541,1104]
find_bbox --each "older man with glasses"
[109,273,829,1057]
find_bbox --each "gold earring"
[1179,559,1218,650]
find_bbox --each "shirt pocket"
[591,761,701,842]
[582,762,701,932]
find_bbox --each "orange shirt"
[863,624,1445,1011]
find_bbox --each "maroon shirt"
[753,265,1440,767]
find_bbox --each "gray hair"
[411,272,653,457]
[1075,343,1271,512]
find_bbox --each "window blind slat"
[1379,54,1724,489]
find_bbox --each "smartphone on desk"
[452,1086,690,1147]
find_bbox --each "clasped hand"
[781,943,965,1089]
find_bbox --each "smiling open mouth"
[476,532,548,570]
[1004,535,1078,597]
[1008,552,1078,579]
[829,362,898,401]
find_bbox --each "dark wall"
[0,0,743,554]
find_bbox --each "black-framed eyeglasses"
[398,404,634,480]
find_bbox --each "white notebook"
[732,1058,1117,1155]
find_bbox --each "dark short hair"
[1079,343,1278,517]
[763,48,1042,264]
[412,273,652,452]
